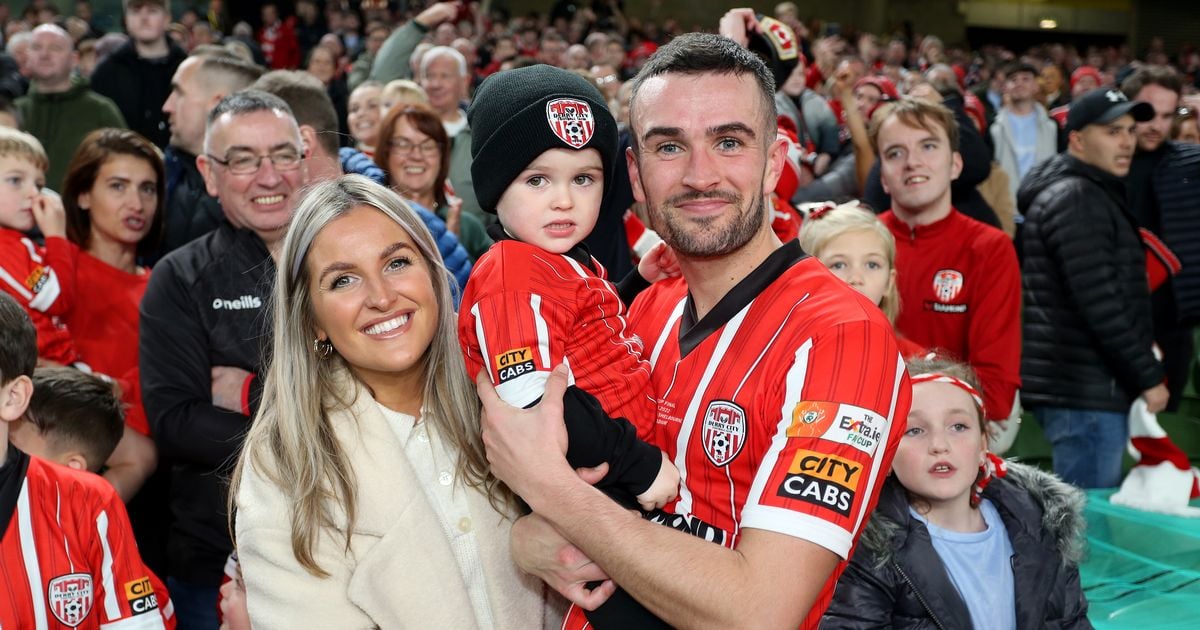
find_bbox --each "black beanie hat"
[468,64,619,214]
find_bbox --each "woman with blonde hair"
[231,174,554,627]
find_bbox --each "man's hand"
[32,189,66,238]
[416,1,460,28]
[477,364,574,501]
[717,8,759,47]
[511,513,615,610]
[212,366,252,413]
[1143,383,1169,414]
[637,241,680,283]
[635,451,679,511]
[908,83,942,104]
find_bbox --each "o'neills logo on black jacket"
[212,295,263,310]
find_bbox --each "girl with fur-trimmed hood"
[822,357,1092,629]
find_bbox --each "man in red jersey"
[477,32,911,629]
[874,98,1022,431]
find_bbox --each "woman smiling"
[231,175,553,627]
[374,104,491,260]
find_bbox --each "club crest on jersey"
[932,269,964,302]
[546,98,595,148]
[702,400,746,467]
[48,573,93,627]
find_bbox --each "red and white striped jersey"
[618,243,909,628]
[0,230,80,365]
[0,447,168,629]
[459,239,655,424]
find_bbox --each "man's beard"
[644,180,767,259]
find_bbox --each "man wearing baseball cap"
[1017,88,1166,489]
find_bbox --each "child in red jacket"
[0,127,82,367]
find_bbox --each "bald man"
[15,24,125,190]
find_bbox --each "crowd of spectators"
[1,0,1199,628]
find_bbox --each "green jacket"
[436,202,491,261]
[368,20,426,83]
[447,122,486,223]
[17,77,126,191]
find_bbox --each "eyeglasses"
[206,149,303,175]
[1179,107,1195,118]
[389,138,439,157]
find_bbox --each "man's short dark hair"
[124,0,168,11]
[869,97,961,155]
[194,52,266,94]
[253,70,340,156]
[1005,62,1039,79]
[205,89,297,153]
[0,293,36,385]
[26,367,124,472]
[628,33,776,152]
[1121,65,1183,99]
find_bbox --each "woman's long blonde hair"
[230,174,512,576]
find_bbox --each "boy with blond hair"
[0,126,82,367]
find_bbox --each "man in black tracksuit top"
[140,91,307,628]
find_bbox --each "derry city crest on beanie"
[468,64,619,214]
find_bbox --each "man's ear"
[196,152,220,197]
[761,132,789,196]
[299,125,319,158]
[950,150,963,182]
[627,145,646,204]
[0,376,33,423]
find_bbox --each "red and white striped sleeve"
[740,319,911,559]
[88,489,167,630]
[463,288,577,408]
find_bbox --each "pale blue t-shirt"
[911,499,1017,630]
[1005,110,1039,181]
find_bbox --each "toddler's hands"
[32,189,66,238]
[635,451,679,512]
[637,240,680,283]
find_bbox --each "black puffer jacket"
[821,462,1091,629]
[1153,142,1200,321]
[1017,153,1163,412]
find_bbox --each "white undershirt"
[377,402,496,628]
[443,109,469,138]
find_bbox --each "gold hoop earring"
[313,337,334,359]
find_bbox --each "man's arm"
[102,426,157,502]
[482,367,839,629]
[140,259,252,469]
[369,2,460,83]
[968,234,1022,420]
[1039,193,1165,396]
